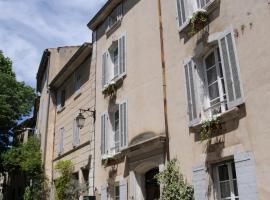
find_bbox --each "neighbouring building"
[87,0,270,200]
[36,44,96,199]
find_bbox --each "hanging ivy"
[188,9,208,37]
[155,159,194,200]
[200,117,221,142]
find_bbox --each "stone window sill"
[190,107,240,132]
[57,106,65,114]
[73,90,82,100]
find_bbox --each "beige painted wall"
[161,0,270,199]
[93,0,166,196]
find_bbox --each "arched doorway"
[145,168,160,200]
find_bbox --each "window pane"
[207,67,218,85]
[218,164,229,181]
[220,181,231,198]
[209,82,220,100]
[205,52,215,69]
[231,163,236,179]
[233,180,239,196]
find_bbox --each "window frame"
[214,161,239,200]
[114,181,120,200]
[60,89,66,108]
[203,46,227,117]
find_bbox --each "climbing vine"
[155,159,194,200]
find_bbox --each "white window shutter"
[102,52,107,88]
[101,113,107,155]
[101,185,107,200]
[72,120,80,147]
[234,152,259,200]
[184,59,200,126]
[218,28,244,109]
[74,70,81,92]
[176,0,186,27]
[119,179,127,200]
[193,164,208,200]
[119,35,126,76]
[119,100,128,149]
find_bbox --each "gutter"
[157,0,170,162]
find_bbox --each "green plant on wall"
[200,117,221,142]
[55,160,74,200]
[155,159,194,200]
[103,81,117,97]
[188,9,208,37]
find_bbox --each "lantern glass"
[76,113,85,129]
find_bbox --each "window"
[214,161,239,200]
[108,4,123,29]
[57,89,66,111]
[102,34,126,89]
[176,0,214,27]
[184,28,244,126]
[203,47,227,116]
[74,69,82,93]
[61,90,65,107]
[101,100,128,156]
[73,119,80,147]
[58,127,64,154]
[114,182,120,200]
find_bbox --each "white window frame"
[215,161,239,200]
[203,46,227,118]
[58,127,64,155]
[102,33,126,91]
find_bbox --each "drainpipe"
[157,0,170,162]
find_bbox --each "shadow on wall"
[52,57,91,105]
[96,0,141,41]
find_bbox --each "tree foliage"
[0,50,35,149]
[155,159,194,200]
[1,137,48,199]
[55,160,87,200]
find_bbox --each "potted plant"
[188,9,208,37]
[200,116,221,142]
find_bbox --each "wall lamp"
[76,108,96,129]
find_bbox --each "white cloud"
[0,0,106,87]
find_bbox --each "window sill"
[101,152,124,167]
[106,19,122,38]
[73,90,81,100]
[57,106,65,114]
[190,107,240,131]
[102,74,126,95]
[178,0,220,35]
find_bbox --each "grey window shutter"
[101,185,107,200]
[101,113,107,155]
[176,0,186,27]
[234,152,258,200]
[102,52,107,87]
[218,29,244,109]
[119,179,127,200]
[119,100,128,148]
[192,164,208,200]
[119,35,126,75]
[57,129,61,154]
[184,59,199,126]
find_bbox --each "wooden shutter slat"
[101,185,107,200]
[102,53,107,87]
[193,164,207,200]
[101,114,106,155]
[218,29,244,109]
[176,0,186,27]
[120,101,127,148]
[184,60,199,126]
[119,35,126,75]
[119,179,127,200]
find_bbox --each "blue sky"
[0,0,106,88]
